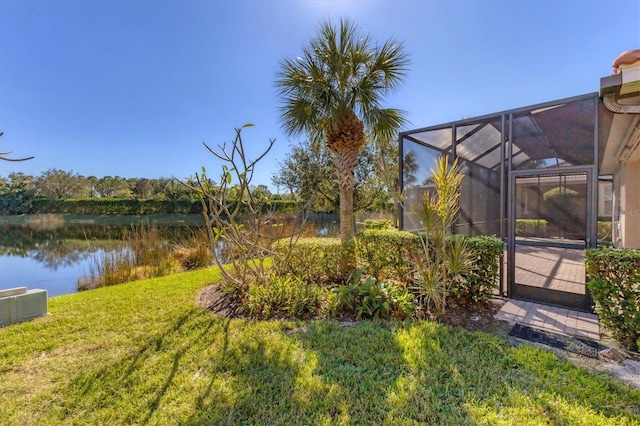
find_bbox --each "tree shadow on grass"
[49,315,640,425]
[188,320,640,425]
[53,308,222,424]
[386,323,640,424]
[186,320,456,425]
[186,321,338,425]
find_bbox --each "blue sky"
[1,0,638,190]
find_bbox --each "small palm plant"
[410,155,473,315]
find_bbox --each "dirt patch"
[435,297,511,337]
[195,284,242,318]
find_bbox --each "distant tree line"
[0,170,196,200]
[0,169,299,215]
[1,139,402,216]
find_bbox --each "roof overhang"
[599,49,640,173]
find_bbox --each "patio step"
[495,299,599,340]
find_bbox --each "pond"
[0,214,341,297]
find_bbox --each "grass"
[1,268,639,425]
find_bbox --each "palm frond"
[275,19,409,143]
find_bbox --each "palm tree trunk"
[336,163,355,241]
[327,112,365,242]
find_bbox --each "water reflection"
[0,222,184,295]
[0,213,342,296]
[1,225,128,269]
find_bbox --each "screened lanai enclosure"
[400,93,615,312]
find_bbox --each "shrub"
[0,188,34,214]
[355,229,421,280]
[585,248,640,351]
[597,220,612,243]
[244,274,322,319]
[355,229,502,302]
[276,237,352,284]
[335,271,415,320]
[543,186,579,201]
[515,219,548,237]
[457,235,503,301]
[410,155,473,315]
[183,126,310,296]
[273,226,501,315]
[363,219,391,230]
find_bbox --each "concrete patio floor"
[514,245,586,294]
[495,299,600,341]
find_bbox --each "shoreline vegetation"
[0,214,213,292]
[77,224,212,291]
[0,212,206,227]
[1,268,638,424]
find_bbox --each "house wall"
[618,159,640,248]
[606,52,640,249]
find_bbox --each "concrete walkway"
[495,299,600,340]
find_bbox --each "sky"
[1,0,638,190]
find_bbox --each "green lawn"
[1,268,638,425]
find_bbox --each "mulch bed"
[195,284,242,318]
[435,297,510,335]
[196,284,508,335]
[509,323,599,359]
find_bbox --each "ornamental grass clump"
[78,225,183,290]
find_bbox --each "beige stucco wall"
[616,158,640,249]
[623,159,640,248]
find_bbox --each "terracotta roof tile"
[613,49,640,74]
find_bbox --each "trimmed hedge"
[28,198,300,215]
[459,235,504,301]
[515,219,548,237]
[586,248,640,351]
[276,238,353,284]
[31,198,202,215]
[363,219,392,230]
[355,229,421,280]
[284,231,504,302]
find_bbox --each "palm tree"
[276,19,409,241]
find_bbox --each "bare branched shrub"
[183,125,307,294]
